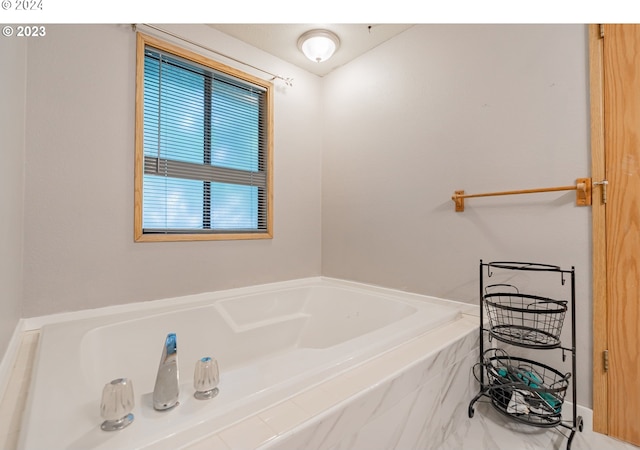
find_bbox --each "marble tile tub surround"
[267,341,478,450]
[185,315,479,450]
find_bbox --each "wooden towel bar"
[452,178,592,212]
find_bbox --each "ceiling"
[208,24,414,77]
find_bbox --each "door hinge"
[603,349,609,372]
[593,179,608,204]
[600,24,605,38]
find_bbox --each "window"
[135,33,273,242]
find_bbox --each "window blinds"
[142,46,268,234]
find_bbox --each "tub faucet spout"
[153,333,179,411]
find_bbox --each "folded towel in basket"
[507,390,529,414]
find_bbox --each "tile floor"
[445,400,639,450]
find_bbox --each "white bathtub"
[18,278,467,450]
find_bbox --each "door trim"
[589,23,607,435]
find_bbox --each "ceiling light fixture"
[297,29,340,63]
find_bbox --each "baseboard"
[0,319,25,401]
[562,400,594,432]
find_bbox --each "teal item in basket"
[496,367,561,413]
[518,370,561,412]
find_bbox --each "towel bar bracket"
[454,190,465,212]
[575,177,592,207]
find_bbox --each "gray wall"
[321,25,592,405]
[21,25,323,317]
[9,24,594,407]
[0,37,26,358]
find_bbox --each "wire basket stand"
[484,289,567,349]
[468,261,583,449]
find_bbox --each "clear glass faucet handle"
[100,378,135,431]
[194,356,219,400]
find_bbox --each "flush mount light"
[297,29,340,63]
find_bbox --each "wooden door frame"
[589,23,607,435]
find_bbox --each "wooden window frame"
[134,32,274,242]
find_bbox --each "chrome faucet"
[152,333,179,411]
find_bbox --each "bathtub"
[18,277,470,450]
